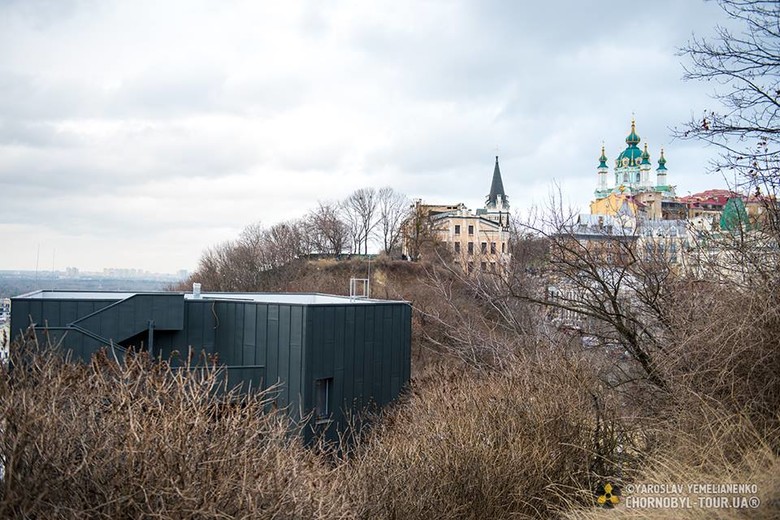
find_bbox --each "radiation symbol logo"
[596,482,621,508]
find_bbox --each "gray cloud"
[0,0,736,272]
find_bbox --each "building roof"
[679,189,744,207]
[638,219,688,236]
[657,148,667,171]
[16,291,138,300]
[720,198,751,231]
[598,145,608,169]
[615,119,643,168]
[14,290,405,305]
[640,143,651,165]
[566,214,637,238]
[625,118,640,146]
[190,292,404,304]
[487,155,506,205]
[616,145,642,167]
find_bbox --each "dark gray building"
[10,290,411,439]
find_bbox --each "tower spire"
[625,117,640,146]
[598,144,608,168]
[641,142,650,164]
[656,147,669,188]
[657,148,667,169]
[486,155,509,211]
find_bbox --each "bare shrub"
[0,334,350,519]
[662,279,780,434]
[563,403,779,520]
[338,352,621,520]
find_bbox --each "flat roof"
[14,290,405,305]
[15,291,137,300]
[188,292,396,304]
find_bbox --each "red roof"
[679,189,751,207]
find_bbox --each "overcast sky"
[0,0,735,273]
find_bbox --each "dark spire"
[487,155,506,206]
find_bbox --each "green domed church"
[594,118,674,200]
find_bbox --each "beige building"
[404,156,512,271]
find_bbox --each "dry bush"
[563,402,779,520]
[415,260,563,371]
[0,335,351,519]
[662,280,780,434]
[337,352,620,520]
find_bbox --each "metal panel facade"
[304,302,411,440]
[10,292,411,438]
[11,296,125,360]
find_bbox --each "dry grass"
[336,353,616,520]
[564,403,779,520]
[0,337,351,519]
[560,279,780,519]
[0,334,621,520]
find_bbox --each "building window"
[480,261,487,270]
[490,242,496,254]
[314,378,332,420]
[468,242,474,255]
[454,242,461,253]
[454,224,461,235]
[467,262,474,273]
[468,225,474,235]
[501,242,506,253]
[481,242,487,254]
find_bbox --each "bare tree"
[376,187,409,256]
[534,216,674,392]
[341,187,379,255]
[192,242,229,289]
[425,194,676,391]
[340,202,362,255]
[186,220,310,292]
[305,202,350,256]
[676,0,780,237]
[402,200,442,261]
[263,220,310,267]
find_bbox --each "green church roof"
[598,145,608,168]
[641,143,651,165]
[625,118,640,145]
[615,119,643,167]
[616,145,642,166]
[657,148,668,171]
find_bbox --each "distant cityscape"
[0,268,188,301]
[5,267,187,279]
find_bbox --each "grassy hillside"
[3,256,778,518]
